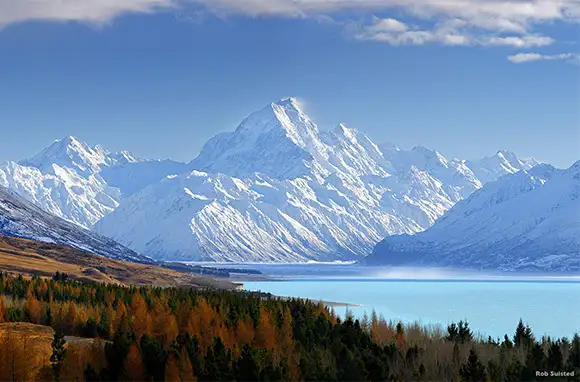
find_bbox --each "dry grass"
[0,235,240,289]
[0,322,106,381]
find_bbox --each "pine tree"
[50,329,67,382]
[568,334,580,370]
[459,347,487,382]
[522,343,546,381]
[514,319,526,347]
[547,343,563,371]
[458,321,474,343]
[447,322,459,342]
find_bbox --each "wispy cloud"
[188,0,579,49]
[507,52,580,64]
[350,16,555,47]
[0,0,177,27]
[0,0,578,58]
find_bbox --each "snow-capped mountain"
[366,162,580,272]
[0,136,186,228]
[0,186,154,264]
[466,150,541,184]
[94,98,542,262]
[2,98,546,263]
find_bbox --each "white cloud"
[352,18,555,48]
[507,52,580,64]
[482,35,554,48]
[192,0,577,50]
[0,0,577,54]
[0,0,176,27]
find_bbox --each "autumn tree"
[26,293,42,324]
[0,297,6,323]
[129,293,151,341]
[255,306,277,350]
[123,344,146,381]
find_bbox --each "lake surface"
[213,263,580,339]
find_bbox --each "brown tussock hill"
[0,235,239,289]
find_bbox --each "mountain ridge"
[366,161,580,272]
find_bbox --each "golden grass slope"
[0,235,240,289]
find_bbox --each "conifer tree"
[50,329,67,382]
[568,334,580,370]
[460,347,487,382]
[123,344,145,381]
[547,342,563,371]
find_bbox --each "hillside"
[0,185,154,264]
[0,235,240,289]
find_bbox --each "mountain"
[0,136,186,228]
[0,185,154,264]
[94,98,541,262]
[366,162,580,272]
[466,150,540,184]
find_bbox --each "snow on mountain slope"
[0,186,154,264]
[20,136,139,176]
[0,137,186,228]
[367,162,580,272]
[0,160,121,228]
[95,98,542,262]
[95,170,417,262]
[466,150,540,184]
[2,98,545,263]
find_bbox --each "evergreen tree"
[547,343,563,371]
[514,319,527,347]
[235,344,261,382]
[50,328,67,382]
[568,334,580,370]
[522,343,546,381]
[447,322,459,342]
[459,347,487,382]
[458,320,474,343]
[505,358,523,382]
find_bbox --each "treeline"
[0,271,577,381]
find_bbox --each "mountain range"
[2,97,572,268]
[367,162,580,272]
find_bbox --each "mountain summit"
[94,99,545,262]
[21,136,138,176]
[191,97,325,180]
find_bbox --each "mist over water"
[194,262,580,281]
[201,263,580,339]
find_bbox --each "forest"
[0,271,578,382]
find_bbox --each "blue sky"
[0,1,578,168]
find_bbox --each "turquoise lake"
[217,264,580,340]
